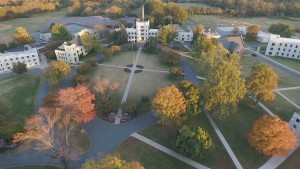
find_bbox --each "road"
[244,48,300,80]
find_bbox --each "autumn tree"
[80,33,101,53]
[157,25,177,45]
[12,62,27,75]
[246,64,278,102]
[152,85,186,125]
[192,24,205,43]
[175,126,214,159]
[45,61,71,86]
[72,74,90,86]
[178,80,200,117]
[204,55,246,119]
[143,37,158,53]
[246,25,260,40]
[164,2,188,24]
[51,24,72,41]
[104,45,120,57]
[248,115,297,156]
[82,154,144,169]
[268,23,294,38]
[104,6,123,18]
[44,41,63,60]
[12,27,34,45]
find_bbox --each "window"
[280,43,282,46]
[293,124,297,129]
[21,57,24,59]
[292,55,294,57]
[271,43,275,46]
[269,52,272,55]
[270,47,273,50]
[33,59,36,61]
[27,56,29,58]
[289,49,291,52]
[32,55,35,57]
[285,44,287,47]
[297,118,300,123]
[16,57,19,60]
[296,45,298,48]
[7,67,10,69]
[277,52,279,55]
[290,45,293,47]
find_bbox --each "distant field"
[266,56,300,73]
[0,8,67,43]
[176,3,213,9]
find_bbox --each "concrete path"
[274,86,300,91]
[276,91,300,110]
[180,58,198,85]
[115,48,142,124]
[204,111,243,169]
[131,133,210,169]
[258,102,276,117]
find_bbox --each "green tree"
[152,85,186,125]
[175,126,214,159]
[82,154,144,169]
[12,62,27,75]
[51,24,72,41]
[246,64,278,102]
[178,80,200,117]
[268,23,295,38]
[204,55,246,119]
[45,61,71,86]
[143,37,158,53]
[157,25,177,45]
[44,41,63,60]
[80,33,101,53]
[164,2,188,24]
[246,25,260,40]
[12,27,35,45]
[192,24,205,43]
[113,24,128,45]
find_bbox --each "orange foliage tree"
[248,115,297,156]
[152,85,186,125]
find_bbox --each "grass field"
[0,8,67,43]
[105,51,138,67]
[139,114,235,169]
[8,165,61,169]
[278,148,300,169]
[176,3,213,9]
[0,74,40,124]
[280,89,300,106]
[69,125,91,153]
[115,137,196,169]
[266,56,300,73]
[138,52,172,71]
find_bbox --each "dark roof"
[217,36,244,54]
[119,17,136,24]
[68,37,83,46]
[6,41,48,52]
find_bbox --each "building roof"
[6,41,47,52]
[47,16,117,28]
[270,35,300,43]
[169,24,183,32]
[119,17,136,25]
[218,36,244,54]
[57,38,83,51]
[65,24,89,34]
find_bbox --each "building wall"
[0,48,40,72]
[136,20,150,41]
[74,29,98,39]
[55,43,87,64]
[39,33,52,41]
[174,31,193,42]
[265,35,300,60]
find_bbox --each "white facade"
[40,32,52,41]
[55,40,87,64]
[265,34,300,60]
[289,112,300,136]
[175,31,193,42]
[72,28,97,39]
[256,31,271,43]
[0,48,40,72]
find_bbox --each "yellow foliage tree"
[246,63,278,102]
[45,61,71,86]
[152,85,187,125]
[81,154,144,169]
[204,55,246,119]
[248,115,297,156]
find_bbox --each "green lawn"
[215,98,269,169]
[138,52,172,71]
[266,56,300,73]
[281,89,300,105]
[176,3,213,9]
[0,8,67,43]
[0,74,40,124]
[7,165,61,169]
[139,114,235,169]
[278,148,300,169]
[115,137,196,169]
[105,51,138,67]
[240,56,300,88]
[69,125,91,153]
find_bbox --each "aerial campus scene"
[0,0,300,169]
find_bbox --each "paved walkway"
[131,133,210,169]
[180,58,198,85]
[115,48,142,124]
[276,91,300,110]
[258,102,276,116]
[274,86,300,91]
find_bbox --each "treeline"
[0,0,69,21]
[67,0,142,18]
[200,0,300,17]
[186,6,224,15]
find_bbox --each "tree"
[113,24,128,45]
[44,41,63,60]
[12,27,34,45]
[164,2,188,24]
[51,24,72,41]
[152,85,186,125]
[104,45,120,57]
[76,63,92,75]
[248,115,297,156]
[192,24,205,43]
[0,43,8,52]
[268,23,295,38]
[12,62,27,75]
[80,33,101,53]
[143,37,158,53]
[178,80,200,117]
[82,154,144,169]
[157,25,177,45]
[204,55,246,119]
[72,75,90,86]
[175,126,214,159]
[246,25,260,40]
[45,61,71,86]
[246,64,278,102]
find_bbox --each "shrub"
[72,75,90,86]
[104,45,120,57]
[85,58,97,67]
[0,115,22,140]
[160,47,180,65]
[169,67,183,80]
[77,63,92,75]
